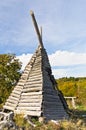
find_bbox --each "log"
[12,90,21,94]
[43,101,62,106]
[29,72,42,76]
[22,87,42,92]
[31,70,42,73]
[15,110,41,116]
[10,93,20,98]
[27,78,42,82]
[20,95,42,100]
[24,84,42,88]
[28,75,42,79]
[6,99,18,104]
[18,102,41,107]
[19,98,42,103]
[26,80,42,84]
[8,96,19,101]
[5,102,17,107]
[43,97,59,102]
[17,82,25,86]
[3,105,15,111]
[14,88,23,91]
[17,106,41,111]
[21,91,42,96]
[43,89,56,94]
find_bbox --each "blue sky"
[0,0,86,78]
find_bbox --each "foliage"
[56,77,86,109]
[13,114,86,130]
[0,54,22,106]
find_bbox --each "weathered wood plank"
[27,78,42,82]
[18,102,42,107]
[5,102,17,107]
[17,106,41,111]
[43,97,59,102]
[12,90,21,94]
[15,110,41,116]
[24,83,42,87]
[29,72,42,76]
[11,93,20,98]
[21,91,42,96]
[20,95,42,99]
[6,99,18,104]
[43,89,56,94]
[17,82,25,86]
[26,80,42,85]
[43,101,62,106]
[29,75,42,79]
[19,98,42,103]
[14,88,23,91]
[22,87,42,92]
[8,96,19,101]
[3,105,15,111]
[30,70,42,74]
[32,66,41,70]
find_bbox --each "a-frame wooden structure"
[3,11,69,120]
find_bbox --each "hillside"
[56,77,86,110]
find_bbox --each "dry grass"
[13,113,86,130]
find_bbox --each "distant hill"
[56,77,86,109]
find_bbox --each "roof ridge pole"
[30,10,44,48]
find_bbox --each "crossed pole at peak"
[30,10,44,48]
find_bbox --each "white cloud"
[49,51,86,66]
[17,50,86,78]
[52,67,86,79]
[17,53,32,70]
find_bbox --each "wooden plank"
[19,98,42,103]
[32,65,41,69]
[43,101,62,106]
[26,80,42,85]
[24,83,42,87]
[15,110,41,116]
[8,96,19,101]
[11,93,20,98]
[12,90,21,94]
[18,79,25,83]
[43,89,56,94]
[17,82,25,86]
[5,103,17,108]
[24,84,42,89]
[18,102,42,107]
[28,75,42,80]
[43,113,67,117]
[21,73,28,76]
[29,72,42,76]
[22,87,42,92]
[20,95,42,99]
[43,97,59,102]
[31,70,42,74]
[14,88,23,91]
[6,99,18,104]
[27,78,42,82]
[3,105,15,111]
[21,91,42,96]
[17,106,41,111]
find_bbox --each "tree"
[0,54,22,105]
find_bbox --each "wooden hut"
[3,11,69,120]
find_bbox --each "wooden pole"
[30,10,44,48]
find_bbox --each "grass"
[13,109,86,130]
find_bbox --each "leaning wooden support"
[30,10,44,48]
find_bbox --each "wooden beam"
[30,10,44,48]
